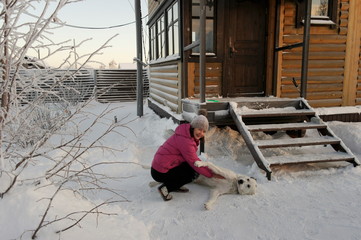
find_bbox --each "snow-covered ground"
[1,101,361,240]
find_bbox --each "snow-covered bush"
[0,1,126,239]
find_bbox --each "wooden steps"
[229,98,360,180]
[247,122,327,132]
[239,109,315,118]
[266,152,355,165]
[256,136,340,148]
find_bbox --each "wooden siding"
[344,0,361,106]
[149,61,181,112]
[357,4,361,105]
[187,62,222,98]
[358,39,361,105]
[280,0,361,108]
[148,0,166,17]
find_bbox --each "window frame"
[148,0,180,62]
[150,25,157,61]
[190,0,217,55]
[167,2,180,56]
[296,0,338,28]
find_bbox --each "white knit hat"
[190,115,209,131]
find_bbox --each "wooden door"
[224,0,267,97]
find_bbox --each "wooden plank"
[150,88,178,103]
[149,72,178,79]
[343,0,361,106]
[283,52,345,60]
[238,109,315,118]
[150,65,178,72]
[308,99,343,108]
[283,35,347,44]
[284,44,346,53]
[275,0,285,97]
[150,82,178,95]
[247,122,327,132]
[266,152,354,165]
[150,78,178,88]
[283,26,338,35]
[188,62,195,97]
[266,0,277,96]
[283,60,345,69]
[281,76,343,83]
[256,136,340,148]
[281,83,343,92]
[149,92,178,111]
[234,98,305,108]
[281,92,343,100]
[282,68,344,77]
[341,2,349,11]
[339,11,349,19]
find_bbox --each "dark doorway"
[224,0,268,97]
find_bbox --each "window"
[148,0,180,61]
[167,2,179,56]
[296,0,338,28]
[157,15,165,59]
[191,0,216,54]
[150,25,156,61]
[312,0,329,16]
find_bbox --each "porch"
[148,96,361,180]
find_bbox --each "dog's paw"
[195,161,207,168]
[148,181,160,188]
[204,202,212,210]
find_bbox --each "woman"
[151,114,220,201]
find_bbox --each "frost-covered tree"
[0,1,130,239]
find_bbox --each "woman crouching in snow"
[151,113,223,201]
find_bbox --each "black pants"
[151,162,199,192]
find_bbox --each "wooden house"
[146,0,361,114]
[145,0,361,179]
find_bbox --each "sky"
[31,0,149,68]
[1,100,361,239]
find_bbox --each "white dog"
[194,161,257,210]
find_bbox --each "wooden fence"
[11,69,148,103]
[96,69,149,102]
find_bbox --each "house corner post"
[343,0,361,106]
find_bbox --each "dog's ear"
[238,179,244,184]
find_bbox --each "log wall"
[357,6,361,105]
[149,61,182,112]
[280,0,354,107]
[358,40,361,104]
[187,62,222,98]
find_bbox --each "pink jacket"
[152,123,213,178]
